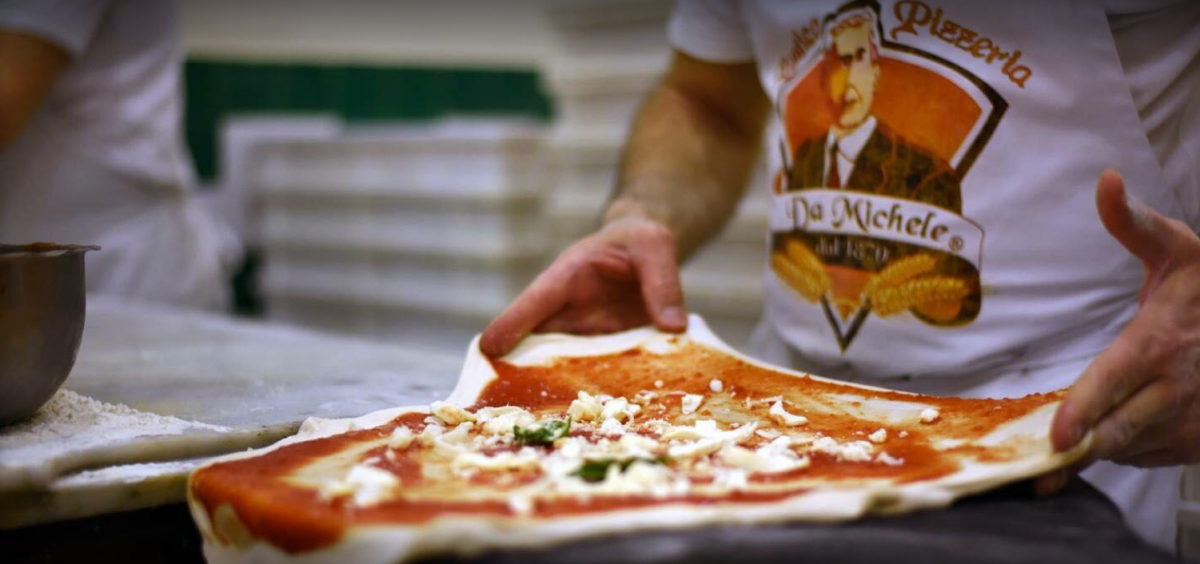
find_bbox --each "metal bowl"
[0,243,98,426]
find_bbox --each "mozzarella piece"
[540,438,586,478]
[508,494,534,516]
[810,436,875,462]
[452,448,541,474]
[418,423,445,446]
[388,426,414,450]
[899,430,909,438]
[709,379,724,393]
[680,394,704,415]
[633,391,659,404]
[668,437,723,459]
[614,434,660,459]
[598,417,627,436]
[641,418,672,435]
[659,419,757,445]
[810,436,840,455]
[475,406,536,436]
[876,452,905,466]
[920,407,941,423]
[936,438,966,449]
[755,428,782,440]
[568,391,604,422]
[592,461,688,498]
[654,380,664,389]
[713,468,749,491]
[769,399,808,426]
[868,428,887,444]
[719,437,811,474]
[431,422,476,457]
[600,397,640,422]
[430,401,476,425]
[839,440,874,462]
[320,465,399,507]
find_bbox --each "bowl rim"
[0,243,100,257]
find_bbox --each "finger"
[1034,469,1069,497]
[1088,379,1176,460]
[1115,405,1200,459]
[1111,449,1182,468]
[1051,331,1154,451]
[589,247,637,281]
[480,260,575,357]
[534,311,637,336]
[628,229,687,332]
[1095,169,1172,269]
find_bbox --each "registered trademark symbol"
[949,236,964,252]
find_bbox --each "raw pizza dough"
[188,316,1091,564]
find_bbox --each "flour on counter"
[0,390,227,491]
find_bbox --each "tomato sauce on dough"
[190,341,1062,553]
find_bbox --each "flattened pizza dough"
[188,316,1091,564]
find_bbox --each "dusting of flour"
[0,390,226,487]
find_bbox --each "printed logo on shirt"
[768,0,1007,352]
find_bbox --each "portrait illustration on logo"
[770,0,1006,351]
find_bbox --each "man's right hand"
[479,216,687,357]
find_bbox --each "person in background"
[0,0,236,308]
[482,0,1200,551]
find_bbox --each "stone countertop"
[0,296,462,528]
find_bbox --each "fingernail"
[1124,193,1154,232]
[661,306,685,327]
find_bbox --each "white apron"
[0,112,234,310]
[717,0,1187,550]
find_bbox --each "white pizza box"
[545,128,771,228]
[257,190,548,260]
[553,91,646,137]
[542,56,663,98]
[546,0,674,61]
[249,119,547,201]
[545,180,769,247]
[542,57,663,133]
[259,246,542,320]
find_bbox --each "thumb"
[1095,169,1171,268]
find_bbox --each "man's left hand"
[1038,169,1200,494]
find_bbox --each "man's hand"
[479,216,687,357]
[480,52,768,358]
[1038,169,1200,494]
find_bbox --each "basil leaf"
[514,418,571,446]
[574,457,667,483]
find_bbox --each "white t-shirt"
[0,0,233,308]
[0,0,194,194]
[667,0,1197,380]
[667,0,1197,550]
[669,0,1200,229]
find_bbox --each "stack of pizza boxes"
[250,119,548,355]
[543,0,769,350]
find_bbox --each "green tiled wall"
[184,59,554,181]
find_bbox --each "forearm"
[0,30,69,152]
[605,55,768,261]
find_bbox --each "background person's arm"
[605,51,769,259]
[0,29,69,151]
[480,52,769,356]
